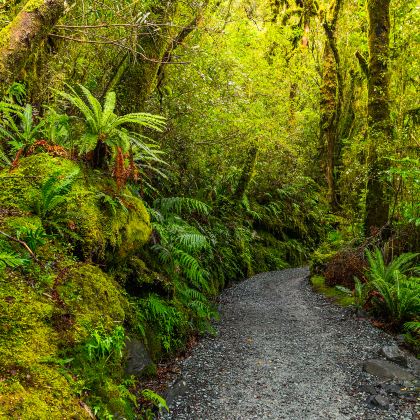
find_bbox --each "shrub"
[324,248,367,288]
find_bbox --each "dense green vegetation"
[0,0,418,418]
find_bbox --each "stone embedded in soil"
[360,384,377,395]
[363,359,415,381]
[381,384,405,396]
[368,395,390,409]
[124,338,153,378]
[164,379,188,405]
[380,345,408,367]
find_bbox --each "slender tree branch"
[0,230,39,263]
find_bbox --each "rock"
[410,357,420,377]
[381,384,404,396]
[367,395,389,409]
[360,384,377,395]
[363,359,415,381]
[124,338,154,378]
[164,379,188,405]
[380,345,408,367]
[395,334,406,345]
[355,308,369,318]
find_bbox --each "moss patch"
[0,153,154,417]
[0,154,152,259]
[0,272,88,419]
[58,264,127,342]
[311,275,355,307]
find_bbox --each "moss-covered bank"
[0,154,153,418]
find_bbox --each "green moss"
[310,275,355,307]
[0,154,78,211]
[0,273,88,419]
[0,154,153,417]
[2,215,43,232]
[0,171,34,211]
[23,0,45,13]
[140,362,158,378]
[58,264,127,342]
[0,154,152,259]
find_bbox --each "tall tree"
[364,0,392,235]
[319,0,343,209]
[0,0,65,86]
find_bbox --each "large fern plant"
[364,248,420,323]
[57,85,166,188]
[0,102,46,165]
[150,197,212,292]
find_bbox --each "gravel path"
[161,268,419,419]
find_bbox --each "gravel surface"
[161,268,419,419]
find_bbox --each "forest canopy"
[0,0,418,418]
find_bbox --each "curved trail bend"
[161,268,419,419]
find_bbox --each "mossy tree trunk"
[233,146,259,202]
[364,0,392,235]
[319,0,343,210]
[0,0,65,86]
[118,1,207,112]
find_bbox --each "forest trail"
[161,268,419,420]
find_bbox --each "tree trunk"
[364,0,392,235]
[0,0,65,86]
[319,0,343,210]
[119,2,206,111]
[233,146,259,202]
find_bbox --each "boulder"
[363,359,415,381]
[367,395,389,410]
[380,345,408,367]
[125,338,154,378]
[164,379,188,405]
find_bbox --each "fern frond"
[78,84,103,128]
[112,113,166,131]
[0,251,28,270]
[155,197,211,216]
[175,232,210,252]
[101,91,117,127]
[56,86,98,132]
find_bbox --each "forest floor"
[159,268,419,419]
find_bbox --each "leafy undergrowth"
[311,228,420,358]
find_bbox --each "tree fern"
[56,84,166,187]
[365,248,420,322]
[57,84,165,155]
